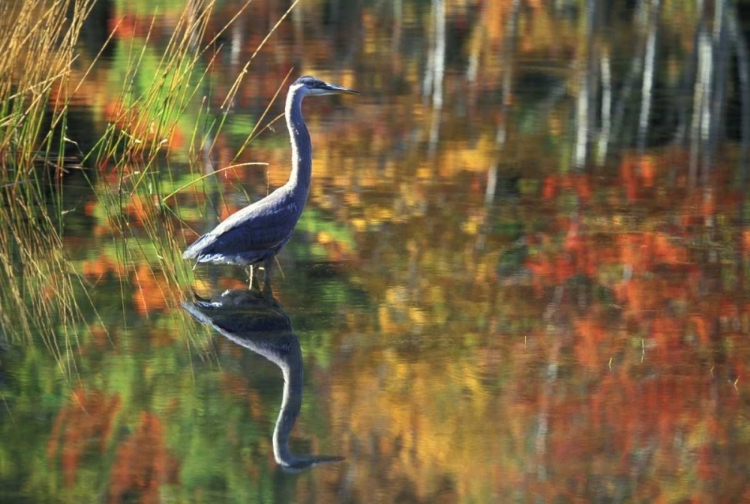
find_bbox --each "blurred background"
[2,0,750,502]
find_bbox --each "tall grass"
[0,0,300,366]
[85,0,257,326]
[85,0,297,307]
[0,0,97,371]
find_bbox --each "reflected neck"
[272,355,304,466]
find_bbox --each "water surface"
[2,1,750,502]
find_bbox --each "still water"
[3,0,750,502]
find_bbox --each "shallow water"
[3,0,750,502]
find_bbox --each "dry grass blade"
[0,0,301,367]
[86,1,270,356]
[0,0,98,375]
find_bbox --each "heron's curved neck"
[286,88,312,198]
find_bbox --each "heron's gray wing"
[207,221,290,254]
[189,193,300,258]
[183,225,286,261]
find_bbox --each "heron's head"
[292,75,358,97]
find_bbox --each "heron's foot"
[260,258,274,296]
[261,277,273,297]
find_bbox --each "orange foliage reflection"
[47,389,122,486]
[108,413,179,504]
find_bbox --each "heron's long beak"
[320,82,359,95]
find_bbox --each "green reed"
[85,0,295,298]
[0,0,299,364]
[0,0,98,371]
[85,0,255,320]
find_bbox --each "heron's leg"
[246,265,254,290]
[262,256,274,294]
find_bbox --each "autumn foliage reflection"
[4,0,750,502]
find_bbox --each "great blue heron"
[182,289,344,473]
[183,76,358,292]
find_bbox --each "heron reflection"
[183,289,343,473]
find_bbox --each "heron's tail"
[182,234,210,260]
[182,251,195,260]
[182,244,198,260]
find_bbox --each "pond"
[2,0,750,502]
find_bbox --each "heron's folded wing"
[184,189,300,258]
[208,221,290,255]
